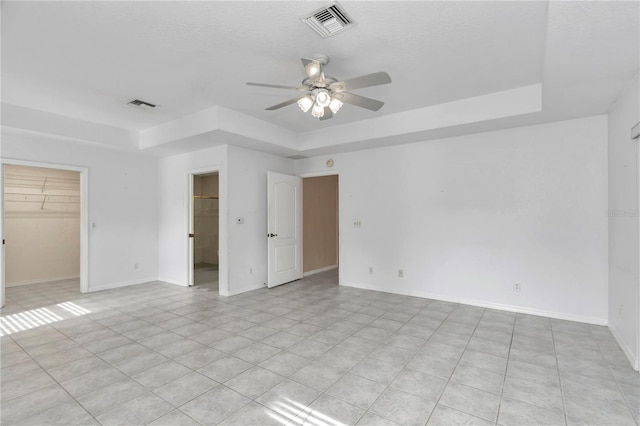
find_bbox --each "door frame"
[187,166,226,294]
[1,158,89,307]
[298,170,341,285]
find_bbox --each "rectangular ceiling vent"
[303,2,356,38]
[127,99,156,109]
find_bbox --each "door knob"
[268,233,278,238]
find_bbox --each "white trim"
[6,275,80,288]
[610,322,640,371]
[341,281,609,326]
[0,158,89,295]
[226,283,264,296]
[637,107,640,373]
[1,164,4,308]
[298,169,340,178]
[159,279,188,287]
[303,264,338,277]
[88,277,157,292]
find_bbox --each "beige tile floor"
[1,271,638,426]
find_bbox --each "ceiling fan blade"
[334,92,385,111]
[247,82,307,91]
[265,97,306,111]
[329,72,392,92]
[320,107,334,121]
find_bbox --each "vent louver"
[303,2,356,38]
[127,99,156,109]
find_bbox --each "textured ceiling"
[1,1,638,154]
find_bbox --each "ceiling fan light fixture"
[329,97,343,114]
[311,103,325,118]
[298,96,314,112]
[314,89,331,108]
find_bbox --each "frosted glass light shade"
[311,103,325,118]
[297,96,313,112]
[329,98,343,114]
[315,90,331,108]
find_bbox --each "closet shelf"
[4,173,80,210]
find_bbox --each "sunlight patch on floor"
[0,302,91,336]
[269,398,346,426]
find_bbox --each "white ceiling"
[2,1,638,156]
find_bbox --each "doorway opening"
[191,173,219,291]
[302,174,339,279]
[2,163,86,309]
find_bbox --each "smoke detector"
[302,2,356,39]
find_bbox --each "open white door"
[267,172,302,288]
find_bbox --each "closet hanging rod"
[193,196,219,199]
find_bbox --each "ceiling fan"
[246,54,391,120]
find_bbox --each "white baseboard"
[88,277,158,292]
[160,278,188,287]
[6,275,80,287]
[226,283,264,297]
[609,323,639,371]
[303,265,338,277]
[340,281,608,326]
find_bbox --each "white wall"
[1,130,159,291]
[296,116,609,324]
[157,144,293,295]
[157,145,227,288]
[226,145,294,294]
[608,73,640,370]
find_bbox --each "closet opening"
[2,163,85,310]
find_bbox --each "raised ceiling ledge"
[2,84,542,158]
[298,84,543,152]
[139,83,542,156]
[139,105,298,155]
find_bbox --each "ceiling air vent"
[127,99,156,109]
[303,2,356,39]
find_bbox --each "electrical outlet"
[513,282,521,292]
[354,219,362,228]
[398,269,404,278]
[369,267,373,274]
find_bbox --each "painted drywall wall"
[157,145,227,288]
[157,144,293,295]
[4,165,80,286]
[608,73,640,370]
[303,175,338,273]
[296,115,609,324]
[226,145,294,294]
[1,130,159,291]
